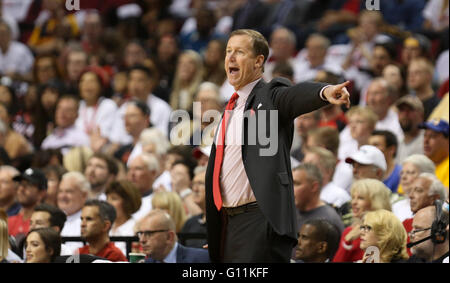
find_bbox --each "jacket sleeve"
[270,78,330,123]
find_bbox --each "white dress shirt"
[60,210,83,255]
[0,41,34,75]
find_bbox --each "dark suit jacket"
[144,243,210,263]
[205,78,329,262]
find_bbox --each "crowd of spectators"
[0,0,448,263]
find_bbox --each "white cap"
[345,145,387,171]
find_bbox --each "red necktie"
[213,92,239,210]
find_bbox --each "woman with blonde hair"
[151,191,187,232]
[169,50,204,113]
[333,179,392,262]
[360,209,409,263]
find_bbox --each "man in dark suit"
[205,29,350,263]
[137,209,210,263]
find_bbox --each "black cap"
[13,168,47,190]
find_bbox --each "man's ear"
[255,55,265,69]
[103,220,112,233]
[317,241,328,254]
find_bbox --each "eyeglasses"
[136,229,169,238]
[408,227,431,238]
[360,225,372,233]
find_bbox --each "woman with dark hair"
[105,180,141,255]
[75,67,117,140]
[25,227,61,263]
[31,80,64,148]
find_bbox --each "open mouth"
[229,67,239,75]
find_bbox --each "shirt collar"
[163,242,178,263]
[235,78,262,103]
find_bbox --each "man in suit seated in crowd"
[136,209,210,263]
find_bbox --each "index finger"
[337,80,351,90]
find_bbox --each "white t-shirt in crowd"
[75,98,117,138]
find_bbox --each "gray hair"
[61,171,91,194]
[419,173,448,201]
[293,163,323,189]
[402,154,436,174]
[137,152,160,172]
[144,209,176,232]
[139,128,170,156]
[194,166,207,176]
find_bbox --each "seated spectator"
[75,67,117,140]
[345,145,387,182]
[292,164,345,234]
[333,179,392,262]
[263,27,298,82]
[84,153,118,200]
[127,153,160,221]
[359,209,409,263]
[180,166,207,248]
[423,0,449,33]
[395,95,425,164]
[407,58,440,120]
[408,205,449,263]
[179,6,225,54]
[403,173,447,242]
[79,200,127,262]
[109,64,172,146]
[114,101,150,165]
[0,165,21,217]
[32,55,62,86]
[0,20,34,79]
[62,47,88,95]
[105,180,141,256]
[368,130,402,193]
[29,203,71,256]
[136,209,210,263]
[294,33,340,83]
[169,50,204,113]
[376,0,426,32]
[365,78,404,144]
[41,95,90,155]
[57,172,90,253]
[9,168,47,238]
[294,219,341,263]
[152,191,187,234]
[401,34,431,68]
[419,119,449,188]
[25,227,61,263]
[203,39,227,86]
[338,106,377,161]
[303,147,351,211]
[393,154,436,222]
[382,64,408,98]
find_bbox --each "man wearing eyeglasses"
[136,209,210,263]
[408,206,449,263]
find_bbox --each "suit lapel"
[244,79,265,111]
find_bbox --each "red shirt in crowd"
[79,242,128,262]
[332,226,364,262]
[8,212,30,237]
